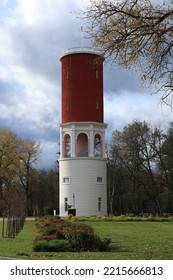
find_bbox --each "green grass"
[0,220,35,258]
[0,219,173,259]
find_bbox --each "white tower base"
[59,158,107,216]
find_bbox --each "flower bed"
[33,216,111,252]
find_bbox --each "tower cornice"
[60,46,104,60]
[60,121,107,128]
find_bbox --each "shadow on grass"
[110,243,133,253]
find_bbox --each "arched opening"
[94,134,102,158]
[76,133,88,157]
[64,134,71,158]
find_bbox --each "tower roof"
[60,46,103,60]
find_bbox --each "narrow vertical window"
[98,197,101,212]
[65,100,68,110]
[66,69,69,79]
[96,69,99,79]
[65,198,68,212]
[96,101,99,110]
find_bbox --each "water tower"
[59,47,107,216]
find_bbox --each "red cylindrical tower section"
[60,47,104,123]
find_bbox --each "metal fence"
[2,214,26,238]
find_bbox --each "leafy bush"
[168,216,173,222]
[33,216,111,252]
[65,215,173,223]
[62,223,110,252]
[48,240,68,252]
[35,216,71,241]
[33,239,68,252]
[43,234,57,241]
[98,237,111,251]
[146,215,156,222]
[33,240,50,252]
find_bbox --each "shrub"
[62,223,110,252]
[33,239,68,252]
[97,237,111,251]
[35,216,70,241]
[48,240,68,252]
[33,240,50,252]
[146,214,156,222]
[33,216,111,252]
[168,216,173,222]
[43,234,57,241]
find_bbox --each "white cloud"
[39,140,59,169]
[0,65,10,80]
[0,0,86,168]
[104,91,172,140]
[0,0,172,168]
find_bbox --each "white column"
[102,129,106,158]
[59,125,63,159]
[89,124,94,157]
[71,125,76,157]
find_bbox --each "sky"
[0,0,172,169]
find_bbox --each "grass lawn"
[0,219,173,260]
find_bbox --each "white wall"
[59,157,107,216]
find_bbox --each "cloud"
[0,0,90,168]
[104,90,172,142]
[0,0,172,169]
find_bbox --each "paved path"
[0,217,36,221]
[0,257,17,260]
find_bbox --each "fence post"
[2,213,26,238]
[2,217,5,237]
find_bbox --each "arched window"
[76,133,88,157]
[64,134,71,158]
[94,134,102,158]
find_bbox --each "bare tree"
[82,0,173,104]
[110,120,164,214]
